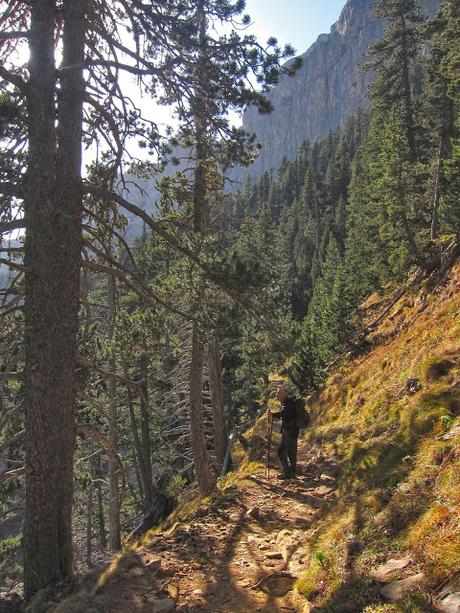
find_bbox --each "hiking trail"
[87,439,340,613]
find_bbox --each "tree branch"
[0,65,27,92]
[0,219,26,235]
[0,466,25,483]
[0,429,24,454]
[81,256,195,322]
[0,31,30,40]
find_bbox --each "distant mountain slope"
[233,0,441,183]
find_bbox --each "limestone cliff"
[233,0,441,183]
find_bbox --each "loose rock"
[266,551,283,559]
[380,573,424,601]
[152,598,176,613]
[370,557,412,582]
[437,593,460,612]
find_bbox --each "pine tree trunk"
[400,212,424,268]
[190,327,216,493]
[399,13,417,163]
[23,0,86,598]
[124,361,154,513]
[125,377,146,499]
[96,476,107,549]
[86,483,93,567]
[207,338,227,469]
[107,271,121,550]
[139,354,154,512]
[431,138,444,241]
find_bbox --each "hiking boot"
[277,472,290,481]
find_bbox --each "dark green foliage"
[225,3,459,394]
[438,0,460,235]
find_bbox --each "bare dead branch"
[0,371,23,382]
[78,354,143,388]
[0,402,23,432]
[0,429,24,454]
[81,256,194,322]
[0,466,25,483]
[76,423,126,497]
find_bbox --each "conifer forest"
[0,1,459,611]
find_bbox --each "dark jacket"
[272,396,298,432]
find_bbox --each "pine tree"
[439,0,460,236]
[365,0,430,269]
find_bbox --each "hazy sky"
[244,0,347,56]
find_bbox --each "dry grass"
[295,261,460,610]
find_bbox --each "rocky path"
[88,440,340,613]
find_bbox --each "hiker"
[270,385,299,480]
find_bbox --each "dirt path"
[92,441,339,613]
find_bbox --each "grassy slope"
[295,260,460,611]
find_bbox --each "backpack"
[294,396,311,429]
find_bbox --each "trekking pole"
[266,411,273,480]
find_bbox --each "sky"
[244,0,346,57]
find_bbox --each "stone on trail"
[370,556,412,582]
[246,506,260,519]
[380,573,424,601]
[437,592,460,612]
[276,529,292,544]
[266,551,283,559]
[164,582,179,600]
[442,424,460,441]
[436,578,460,612]
[255,573,297,597]
[438,577,460,600]
[151,598,176,613]
[310,485,335,497]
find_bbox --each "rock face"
[233,0,441,183]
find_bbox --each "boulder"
[380,573,424,601]
[370,557,412,582]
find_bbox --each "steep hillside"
[29,253,460,613]
[233,0,441,182]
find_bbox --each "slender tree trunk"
[139,354,154,511]
[207,338,227,469]
[92,454,107,549]
[190,327,216,493]
[399,14,417,163]
[86,483,93,567]
[431,137,444,241]
[107,271,121,550]
[125,380,145,499]
[124,364,154,512]
[130,450,145,510]
[400,212,424,268]
[186,1,216,495]
[23,0,86,598]
[96,483,107,550]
